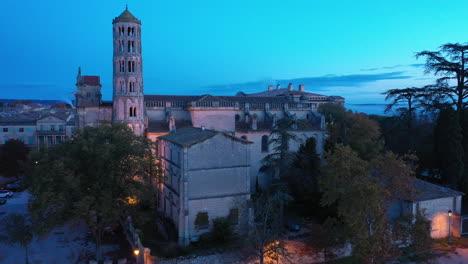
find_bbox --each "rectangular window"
[47,136,53,145]
[50,125,55,131]
[19,128,24,132]
[58,125,64,132]
[56,136,62,144]
[195,212,209,230]
[2,128,8,132]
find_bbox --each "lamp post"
[448,210,452,244]
[133,249,140,264]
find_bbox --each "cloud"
[203,71,414,94]
[360,63,425,71]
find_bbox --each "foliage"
[287,137,321,202]
[343,112,383,161]
[210,217,233,244]
[0,139,30,177]
[319,108,383,161]
[383,87,424,129]
[262,118,299,177]
[247,191,292,264]
[416,43,468,113]
[27,123,161,261]
[0,214,33,264]
[320,145,417,263]
[434,107,464,188]
[393,212,432,252]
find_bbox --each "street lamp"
[448,210,452,244]
[134,249,140,264]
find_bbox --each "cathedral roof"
[113,8,141,24]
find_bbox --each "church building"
[75,7,345,245]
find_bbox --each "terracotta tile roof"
[83,76,101,86]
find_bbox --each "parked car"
[0,198,6,205]
[0,190,13,198]
[285,218,301,232]
[5,183,22,192]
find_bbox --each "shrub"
[211,217,233,244]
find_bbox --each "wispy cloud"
[360,63,425,71]
[203,71,414,94]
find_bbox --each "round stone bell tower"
[112,6,145,136]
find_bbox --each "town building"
[157,127,252,244]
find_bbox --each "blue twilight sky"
[1,0,467,110]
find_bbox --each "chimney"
[268,85,274,91]
[276,84,281,90]
[288,83,293,91]
[298,84,305,92]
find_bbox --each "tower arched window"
[119,61,125,72]
[128,41,135,52]
[120,80,125,92]
[120,40,124,52]
[133,107,137,117]
[127,61,135,72]
[261,135,269,152]
[129,81,135,92]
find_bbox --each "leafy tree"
[344,112,383,160]
[416,43,468,114]
[434,107,464,188]
[246,191,292,264]
[28,123,161,261]
[320,145,416,263]
[318,103,346,150]
[287,137,321,202]
[0,214,33,264]
[0,139,30,177]
[262,118,299,178]
[383,87,424,129]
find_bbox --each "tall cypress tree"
[434,107,464,188]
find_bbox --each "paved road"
[0,189,29,216]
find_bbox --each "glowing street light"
[448,210,452,244]
[134,248,140,264]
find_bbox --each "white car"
[0,190,13,198]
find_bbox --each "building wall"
[414,196,462,239]
[158,133,251,245]
[0,125,36,145]
[76,107,112,130]
[234,130,325,191]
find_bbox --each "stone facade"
[157,128,252,245]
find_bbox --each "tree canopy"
[28,123,161,261]
[0,139,30,177]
